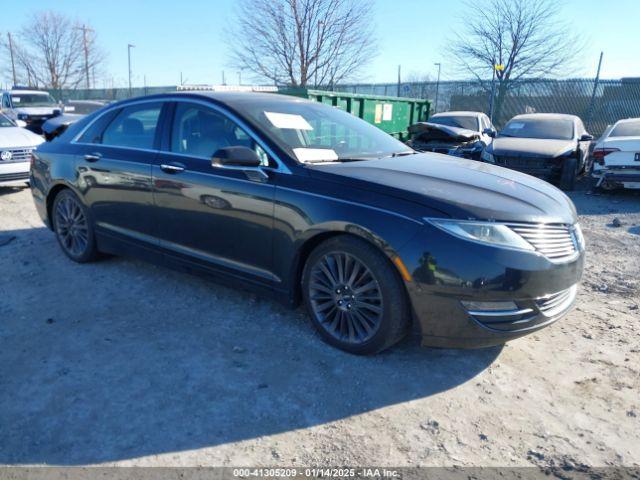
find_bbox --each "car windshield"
[0,113,15,127]
[238,99,413,163]
[499,118,574,140]
[11,93,58,107]
[610,120,640,137]
[429,115,479,131]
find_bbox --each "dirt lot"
[0,182,638,468]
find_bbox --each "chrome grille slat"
[507,222,578,263]
[535,286,577,317]
[0,148,33,164]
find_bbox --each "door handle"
[160,163,185,174]
[84,153,102,162]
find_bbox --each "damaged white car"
[592,118,640,190]
[406,111,495,160]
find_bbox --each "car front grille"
[0,148,34,164]
[0,171,29,182]
[507,223,578,262]
[495,156,549,169]
[535,285,577,317]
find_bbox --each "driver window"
[171,103,270,166]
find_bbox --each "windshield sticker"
[12,97,20,103]
[507,122,525,129]
[265,112,313,130]
[293,148,338,163]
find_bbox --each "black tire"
[559,157,577,191]
[301,235,410,355]
[52,189,99,263]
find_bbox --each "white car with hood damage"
[406,111,495,160]
[592,118,640,190]
[0,113,44,185]
[1,88,61,134]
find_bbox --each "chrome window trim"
[71,96,292,175]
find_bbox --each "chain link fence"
[339,78,640,137]
[48,78,640,137]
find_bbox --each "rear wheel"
[52,189,98,263]
[302,235,410,354]
[559,157,578,191]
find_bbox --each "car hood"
[490,137,576,157]
[408,122,479,142]
[14,107,58,116]
[308,153,577,224]
[43,114,82,129]
[0,127,45,148]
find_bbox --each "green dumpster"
[279,88,430,141]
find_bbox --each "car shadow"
[567,178,640,217]
[0,225,502,465]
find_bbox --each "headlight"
[425,219,535,252]
[481,150,494,163]
[457,140,484,153]
[17,113,29,121]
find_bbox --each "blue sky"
[2,0,639,87]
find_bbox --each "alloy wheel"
[309,252,383,344]
[54,195,89,257]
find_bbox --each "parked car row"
[408,111,594,191]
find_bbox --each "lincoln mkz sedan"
[30,92,585,354]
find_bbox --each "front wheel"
[302,235,410,355]
[559,157,578,191]
[52,189,99,263]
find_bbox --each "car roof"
[108,91,312,111]
[431,111,483,117]
[613,117,640,124]
[511,113,579,122]
[3,89,51,95]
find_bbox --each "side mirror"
[212,146,261,168]
[483,128,496,138]
[579,133,594,142]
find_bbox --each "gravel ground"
[0,182,638,468]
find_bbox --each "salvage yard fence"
[338,78,640,137]
[48,77,640,137]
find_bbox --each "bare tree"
[228,0,377,87]
[1,11,104,90]
[449,0,582,122]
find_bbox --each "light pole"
[75,25,94,88]
[434,62,441,114]
[127,43,135,97]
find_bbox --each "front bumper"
[0,161,30,184]
[20,115,54,134]
[592,168,640,189]
[492,155,562,178]
[397,223,584,348]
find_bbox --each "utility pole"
[222,71,226,85]
[434,62,441,113]
[127,44,135,97]
[75,25,94,88]
[397,65,401,97]
[7,33,17,86]
[586,51,604,128]
[314,20,323,88]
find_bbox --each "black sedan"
[30,92,585,354]
[482,113,593,190]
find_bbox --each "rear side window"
[610,120,640,137]
[101,103,162,149]
[76,109,120,144]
